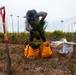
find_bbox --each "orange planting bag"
[40,41,53,58]
[24,45,39,58]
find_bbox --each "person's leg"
[30,31,34,41]
[40,32,46,42]
[41,36,46,42]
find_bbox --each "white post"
[10,14,14,33]
[61,20,64,32]
[17,16,19,33]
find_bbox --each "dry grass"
[0,43,76,75]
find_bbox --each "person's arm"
[25,21,33,32]
[38,11,47,22]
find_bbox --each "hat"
[26,9,37,20]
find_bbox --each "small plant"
[51,60,58,69]
[11,67,16,75]
[33,21,47,37]
[16,59,22,64]
[29,41,42,49]
[28,21,47,49]
[68,62,76,73]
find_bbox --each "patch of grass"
[16,59,23,64]
[11,67,16,75]
[51,60,58,69]
[68,62,76,73]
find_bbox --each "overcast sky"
[0,0,76,32]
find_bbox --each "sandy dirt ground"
[0,43,76,75]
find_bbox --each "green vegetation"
[32,21,47,38]
[0,30,76,44]
[29,41,42,49]
[51,60,58,69]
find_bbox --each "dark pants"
[30,31,46,42]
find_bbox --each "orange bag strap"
[39,46,41,56]
[39,44,44,56]
[26,45,29,57]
